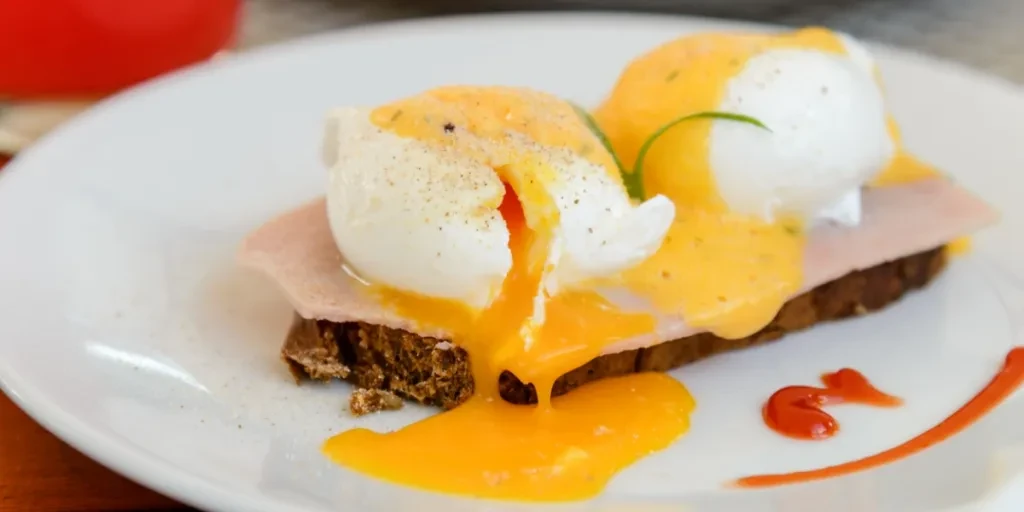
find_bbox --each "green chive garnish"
[624,112,771,200]
[571,102,626,175]
[571,101,771,202]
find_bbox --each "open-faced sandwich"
[238,27,998,501]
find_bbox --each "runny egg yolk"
[322,87,695,501]
[594,27,939,338]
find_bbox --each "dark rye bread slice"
[282,246,947,409]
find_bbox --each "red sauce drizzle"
[738,346,1024,488]
[763,368,902,440]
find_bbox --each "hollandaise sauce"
[594,27,940,338]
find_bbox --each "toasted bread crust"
[282,247,947,409]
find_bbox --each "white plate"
[2,12,1024,512]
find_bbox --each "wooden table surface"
[0,155,193,512]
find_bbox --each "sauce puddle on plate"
[324,373,694,501]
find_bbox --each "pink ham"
[238,177,999,352]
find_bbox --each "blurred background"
[2,0,1023,156]
[240,0,1024,80]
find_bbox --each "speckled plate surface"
[1,13,1023,512]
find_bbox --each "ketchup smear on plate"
[763,367,902,440]
[739,346,1024,487]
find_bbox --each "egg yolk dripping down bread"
[321,86,694,500]
[594,27,939,339]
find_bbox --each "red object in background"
[0,0,241,99]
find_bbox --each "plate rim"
[2,11,1024,512]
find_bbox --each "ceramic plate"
[2,12,1023,512]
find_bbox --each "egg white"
[708,36,894,226]
[322,107,675,310]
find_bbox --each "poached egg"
[323,86,675,312]
[594,28,934,339]
[595,27,894,227]
[319,86,696,501]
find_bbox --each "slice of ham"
[238,178,999,353]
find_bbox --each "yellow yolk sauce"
[371,86,621,184]
[323,87,696,501]
[594,28,845,338]
[874,119,941,186]
[945,236,972,256]
[875,152,941,185]
[621,211,805,339]
[325,373,693,501]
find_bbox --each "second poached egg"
[595,28,894,227]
